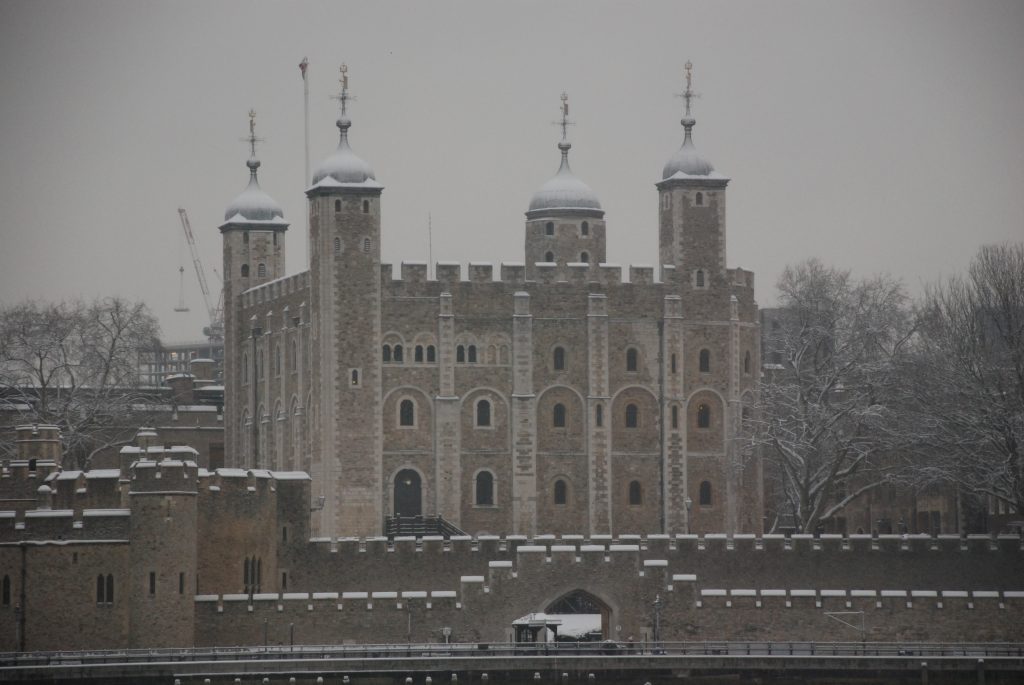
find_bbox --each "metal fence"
[3,640,1024,668]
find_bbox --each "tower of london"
[220,64,762,539]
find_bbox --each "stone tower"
[657,62,728,287]
[127,453,199,648]
[307,66,385,537]
[524,93,606,278]
[220,111,289,470]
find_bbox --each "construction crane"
[177,208,224,343]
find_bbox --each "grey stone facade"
[220,91,762,539]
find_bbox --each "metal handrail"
[3,640,1024,667]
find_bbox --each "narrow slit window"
[628,480,642,505]
[457,345,465,363]
[475,471,494,506]
[554,479,567,505]
[362,199,369,213]
[581,221,589,236]
[334,199,341,212]
[415,345,424,362]
[626,348,638,372]
[699,349,711,373]
[426,345,436,363]
[695,191,703,206]
[399,399,415,427]
[467,345,477,363]
[671,404,679,429]
[553,403,567,428]
[699,480,712,505]
[553,346,565,371]
[476,399,491,427]
[696,270,705,288]
[545,222,554,236]
[625,403,639,428]
[595,403,603,428]
[382,345,391,362]
[393,344,403,362]
[697,403,711,429]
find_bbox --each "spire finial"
[675,60,699,141]
[331,64,357,139]
[242,108,264,177]
[552,91,575,168]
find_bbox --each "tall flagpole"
[299,57,310,269]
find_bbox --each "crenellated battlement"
[375,261,752,290]
[240,271,310,309]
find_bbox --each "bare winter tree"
[901,243,1024,523]
[0,297,162,468]
[748,259,914,533]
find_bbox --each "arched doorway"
[393,469,422,517]
[543,589,612,642]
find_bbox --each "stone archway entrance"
[393,469,422,517]
[544,589,612,641]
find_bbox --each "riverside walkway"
[3,641,1024,683]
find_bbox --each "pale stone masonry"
[220,75,762,539]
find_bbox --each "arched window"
[456,345,465,363]
[105,574,114,603]
[475,471,494,506]
[628,480,642,505]
[625,403,639,428]
[476,399,491,427]
[393,344,403,362]
[257,263,267,278]
[241,264,250,277]
[626,348,638,372]
[696,269,705,288]
[699,480,712,505]
[553,403,566,428]
[553,479,567,505]
[671,404,679,429]
[399,399,415,427]
[334,199,341,212]
[699,349,711,373]
[415,345,424,362]
[671,353,677,374]
[744,350,751,374]
[363,237,371,253]
[580,252,589,263]
[426,345,436,363]
[581,221,589,236]
[545,221,554,236]
[697,403,711,429]
[553,346,565,371]
[695,191,704,206]
[362,199,369,213]
[334,237,341,256]
[96,574,105,603]
[1,574,8,606]
[382,345,392,362]
[545,251,554,262]
[350,369,360,386]
[467,345,477,363]
[595,403,603,427]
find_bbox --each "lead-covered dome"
[311,116,376,186]
[527,142,603,217]
[224,159,285,221]
[662,118,716,179]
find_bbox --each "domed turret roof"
[662,122,716,179]
[528,142,602,215]
[224,159,285,221]
[660,62,725,182]
[312,115,376,186]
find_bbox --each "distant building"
[138,339,223,387]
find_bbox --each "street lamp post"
[684,497,693,534]
[652,594,663,651]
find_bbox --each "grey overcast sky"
[1,0,1022,342]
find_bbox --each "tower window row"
[543,220,589,237]
[383,344,437,364]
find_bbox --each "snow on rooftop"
[271,471,311,481]
[25,509,74,518]
[82,509,130,517]
[85,469,121,479]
